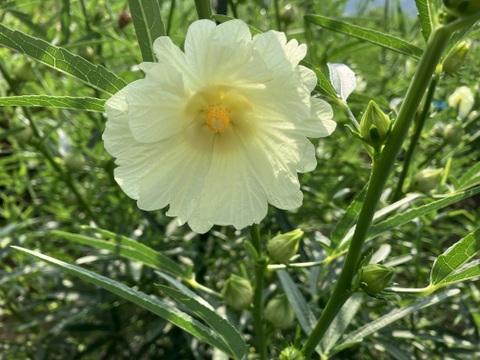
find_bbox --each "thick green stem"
[194,0,212,20]
[250,224,267,360]
[392,76,440,201]
[302,25,453,357]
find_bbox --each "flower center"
[205,104,231,133]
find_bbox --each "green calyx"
[267,229,303,264]
[355,100,392,150]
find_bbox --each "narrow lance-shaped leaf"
[0,23,126,94]
[51,229,190,279]
[430,227,480,286]
[335,193,423,254]
[335,186,480,256]
[305,15,423,59]
[12,246,235,357]
[128,0,166,62]
[319,293,363,356]
[457,162,480,191]
[159,286,248,360]
[415,0,439,41]
[339,289,460,346]
[329,185,368,254]
[277,270,317,335]
[0,95,105,112]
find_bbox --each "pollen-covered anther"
[205,104,231,133]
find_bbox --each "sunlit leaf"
[430,227,480,286]
[335,187,480,256]
[456,162,480,191]
[0,95,105,112]
[159,286,248,359]
[12,246,236,357]
[0,23,126,94]
[51,229,190,279]
[415,0,439,41]
[128,0,165,62]
[338,289,460,347]
[335,193,423,254]
[328,63,356,102]
[305,15,423,59]
[329,185,367,254]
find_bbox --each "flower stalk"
[250,224,268,360]
[302,18,471,357]
[194,0,212,20]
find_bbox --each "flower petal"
[126,65,189,143]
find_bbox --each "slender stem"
[194,0,212,20]
[166,0,176,35]
[250,224,267,360]
[302,25,453,357]
[273,0,281,30]
[392,76,440,201]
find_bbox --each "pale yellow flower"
[103,19,335,233]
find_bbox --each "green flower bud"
[267,229,303,264]
[448,86,474,119]
[64,151,86,172]
[279,347,305,360]
[13,126,33,144]
[222,275,253,311]
[279,4,298,25]
[443,0,480,18]
[14,62,35,82]
[264,294,295,329]
[412,168,443,193]
[442,41,470,73]
[359,101,391,148]
[443,123,463,145]
[360,264,394,294]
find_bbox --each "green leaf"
[128,0,166,62]
[319,294,363,357]
[329,185,367,254]
[12,246,235,357]
[0,95,105,112]
[335,193,423,254]
[51,229,190,279]
[338,289,460,347]
[456,162,480,191]
[430,227,480,287]
[332,187,480,258]
[277,270,317,335]
[159,285,248,359]
[0,23,126,94]
[435,260,480,286]
[415,0,439,41]
[368,187,480,244]
[305,15,423,59]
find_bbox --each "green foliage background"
[1,0,480,359]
